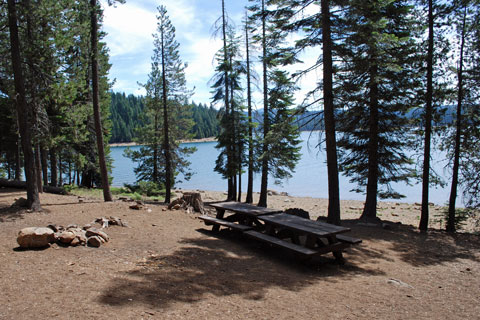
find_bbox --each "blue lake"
[110,131,456,205]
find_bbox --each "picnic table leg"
[212,208,225,232]
[327,236,345,264]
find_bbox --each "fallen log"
[0,179,67,195]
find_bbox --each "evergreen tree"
[7,0,41,210]
[126,5,194,202]
[249,0,302,207]
[445,0,479,232]
[460,1,480,211]
[336,0,417,221]
[273,0,343,224]
[417,0,453,231]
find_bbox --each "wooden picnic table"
[199,201,361,263]
[206,201,283,231]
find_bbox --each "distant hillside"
[109,92,220,143]
[109,92,457,143]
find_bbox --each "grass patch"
[66,185,166,202]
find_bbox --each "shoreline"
[109,136,217,147]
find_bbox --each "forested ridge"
[109,92,220,143]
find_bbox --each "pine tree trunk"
[221,0,234,201]
[420,0,434,232]
[258,0,269,208]
[50,148,58,187]
[90,0,112,201]
[40,146,49,186]
[361,53,379,222]
[245,15,254,204]
[322,0,341,225]
[7,0,41,210]
[447,6,467,233]
[153,112,159,184]
[230,66,237,201]
[58,154,63,186]
[160,27,172,204]
[15,137,21,181]
[34,144,43,193]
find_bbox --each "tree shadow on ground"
[341,219,480,268]
[0,206,29,223]
[98,228,384,310]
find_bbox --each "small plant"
[434,206,471,231]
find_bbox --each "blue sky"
[101,0,319,106]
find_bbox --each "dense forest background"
[109,92,457,143]
[109,92,220,143]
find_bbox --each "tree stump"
[182,192,204,214]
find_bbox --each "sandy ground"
[0,188,479,320]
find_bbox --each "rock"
[108,216,126,227]
[285,208,310,219]
[67,224,78,230]
[284,199,291,202]
[129,204,143,210]
[83,224,93,230]
[87,236,102,248]
[72,230,87,246]
[70,237,81,246]
[17,227,55,249]
[387,278,413,288]
[57,231,76,244]
[267,189,279,196]
[168,198,185,210]
[46,224,58,232]
[85,228,109,242]
[12,197,28,208]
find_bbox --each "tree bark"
[447,5,467,233]
[361,50,379,222]
[7,0,41,211]
[258,0,269,208]
[160,23,172,204]
[34,144,43,193]
[245,14,254,204]
[420,0,434,232]
[15,136,21,181]
[0,179,67,195]
[90,0,112,201]
[50,148,58,187]
[40,146,49,186]
[221,0,234,201]
[321,0,341,225]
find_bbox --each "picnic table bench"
[199,201,361,263]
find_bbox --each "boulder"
[17,227,55,249]
[87,236,103,248]
[56,231,76,244]
[86,228,109,242]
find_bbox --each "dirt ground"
[0,188,479,320]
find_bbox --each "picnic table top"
[258,213,350,237]
[208,201,283,216]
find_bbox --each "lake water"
[110,131,456,205]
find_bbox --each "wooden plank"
[259,213,350,235]
[199,215,252,231]
[336,234,362,245]
[243,230,317,256]
[208,201,282,216]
